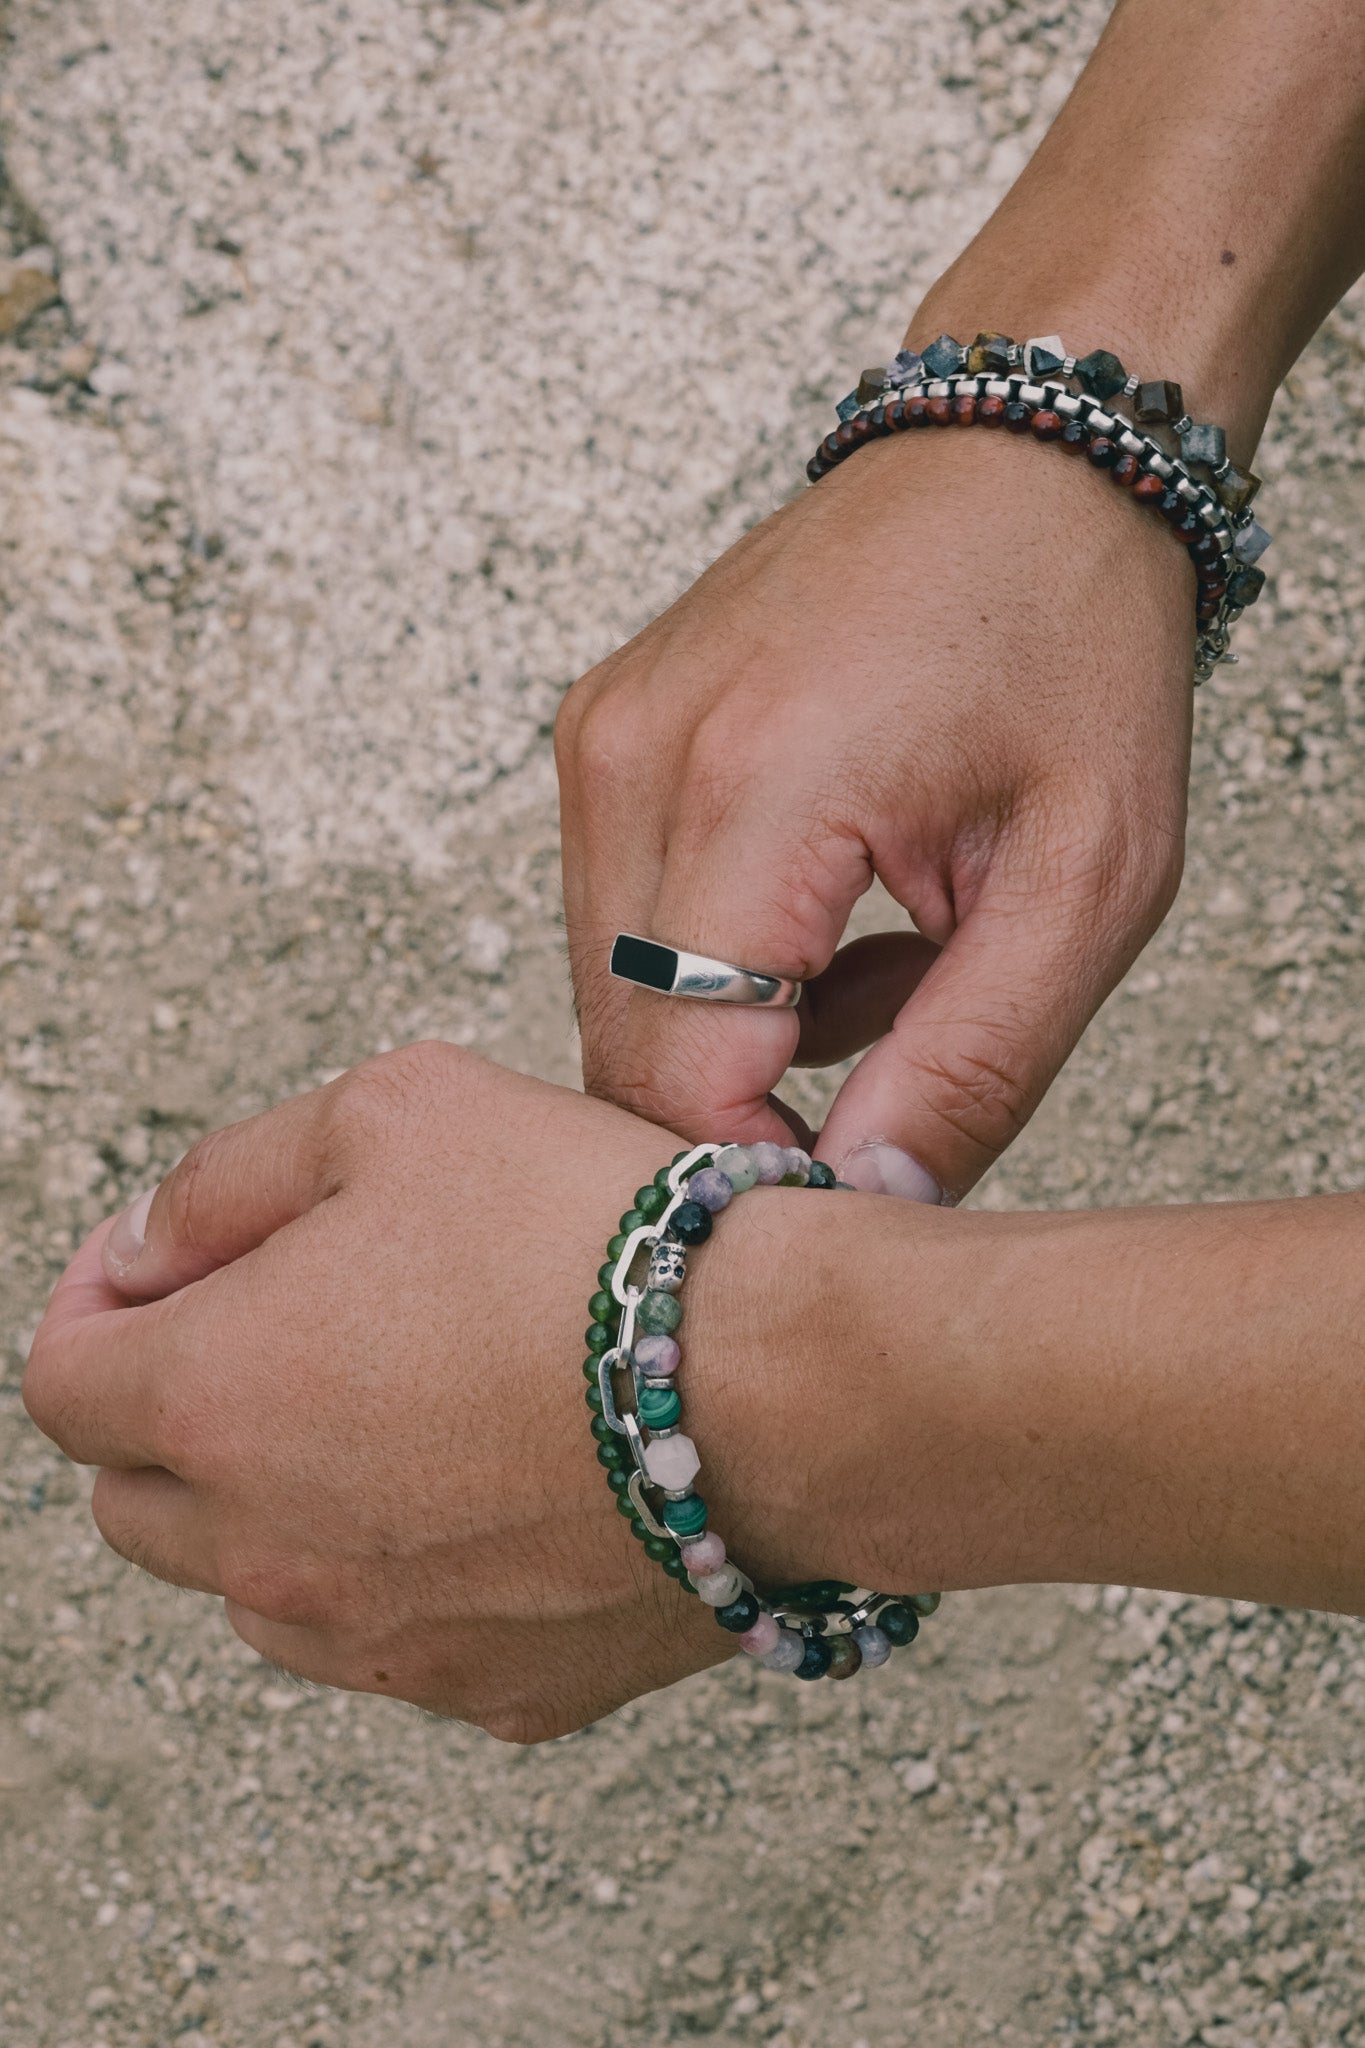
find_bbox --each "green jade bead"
[606,1233,628,1262]
[661,1554,688,1582]
[585,1322,616,1355]
[606,1467,631,1496]
[643,1533,675,1563]
[634,1184,668,1222]
[618,1208,647,1236]
[615,1493,637,1520]
[597,1442,627,1472]
[628,1515,649,1542]
[590,1415,616,1445]
[582,1356,600,1381]
[585,1385,604,1415]
[637,1385,681,1429]
[588,1289,615,1326]
[662,1494,707,1538]
[636,1290,682,1337]
[597,1261,618,1292]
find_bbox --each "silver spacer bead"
[1061,354,1077,377]
[1171,413,1193,437]
[1122,373,1140,398]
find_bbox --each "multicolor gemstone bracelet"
[584,1140,941,1681]
[808,331,1272,686]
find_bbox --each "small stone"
[686,1167,733,1211]
[856,367,888,404]
[693,1566,743,1607]
[633,1333,680,1377]
[921,333,963,378]
[1074,349,1128,400]
[835,391,862,423]
[749,1141,787,1185]
[1216,462,1261,514]
[714,1144,758,1192]
[58,342,97,383]
[646,1242,686,1293]
[1227,564,1266,606]
[88,357,135,398]
[1024,334,1065,376]
[885,348,924,386]
[738,1611,781,1657]
[965,330,1012,374]
[0,264,60,338]
[760,1628,806,1673]
[852,1624,893,1667]
[807,1161,838,1189]
[636,1289,682,1336]
[1233,519,1272,564]
[668,1200,712,1246]
[1134,378,1183,423]
[680,1531,725,1573]
[643,1431,700,1490]
[1181,421,1227,467]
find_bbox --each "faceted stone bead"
[749,1142,787,1185]
[669,1200,712,1247]
[636,1289,682,1336]
[794,1636,834,1681]
[694,1565,743,1607]
[921,333,964,377]
[716,1591,762,1634]
[852,1623,893,1667]
[760,1628,807,1673]
[1003,402,1032,435]
[1233,519,1272,564]
[638,1385,682,1430]
[878,1603,920,1645]
[1075,349,1128,400]
[835,391,862,424]
[907,1590,942,1617]
[714,1144,758,1193]
[1181,421,1226,468]
[925,396,953,425]
[634,1184,668,1222]
[1058,420,1088,453]
[1132,473,1165,503]
[680,1531,726,1574]
[886,348,925,386]
[1030,409,1063,441]
[1228,564,1267,606]
[950,394,976,425]
[634,1333,680,1377]
[826,1636,863,1680]
[739,1611,782,1658]
[780,1148,812,1185]
[1086,435,1118,468]
[808,1160,838,1188]
[965,331,1013,374]
[646,1242,686,1294]
[643,1428,699,1489]
[1134,379,1183,423]
[977,394,1006,427]
[662,1493,707,1537]
[856,367,887,404]
[1216,463,1261,514]
[1112,453,1141,486]
[644,1533,674,1563]
[1024,334,1066,376]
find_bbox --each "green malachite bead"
[588,1289,614,1325]
[585,1322,615,1354]
[634,1184,668,1222]
[590,1415,615,1445]
[618,1208,646,1236]
[597,1261,617,1292]
[597,1442,627,1471]
[637,1385,681,1429]
[585,1385,604,1414]
[615,1493,637,1520]
[644,1534,674,1563]
[628,1516,649,1542]
[662,1493,707,1537]
[583,1356,601,1381]
[606,1233,628,1262]
[607,1467,631,1495]
[636,1290,682,1337]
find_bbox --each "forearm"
[909,0,1365,456]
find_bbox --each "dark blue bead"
[715,1592,761,1634]
[669,1201,712,1246]
[878,1603,920,1646]
[795,1635,834,1680]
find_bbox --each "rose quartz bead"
[680,1531,725,1574]
[738,1612,781,1657]
[643,1432,700,1490]
[633,1334,679,1377]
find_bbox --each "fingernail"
[838,1142,942,1204]
[104,1187,157,1280]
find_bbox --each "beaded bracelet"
[809,331,1272,686]
[584,1140,941,1681]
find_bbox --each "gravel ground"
[2,2,1364,2043]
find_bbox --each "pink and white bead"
[679,1531,725,1574]
[738,1611,781,1658]
[633,1334,679,1377]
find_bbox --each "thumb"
[102,1087,335,1300]
[818,886,1129,1203]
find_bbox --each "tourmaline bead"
[646,1242,686,1293]
[739,1611,781,1658]
[1087,435,1118,468]
[643,1428,699,1489]
[966,331,1013,374]
[1075,348,1127,400]
[716,1591,762,1634]
[1030,409,1063,441]
[638,1385,682,1430]
[1134,379,1183,424]
[951,394,976,426]
[1003,401,1032,435]
[795,1635,834,1681]
[586,1322,615,1354]
[977,394,1006,427]
[662,1494,707,1538]
[634,1184,668,1222]
[1024,334,1065,376]
[1181,421,1226,468]
[826,1636,863,1680]
[588,1289,614,1325]
[1133,473,1165,503]
[908,1590,942,1617]
[634,1333,680,1377]
[1058,420,1088,453]
[714,1144,758,1192]
[680,1531,725,1574]
[808,1160,838,1189]
[1112,452,1141,486]
[761,1628,807,1673]
[925,396,953,425]
[749,1142,788,1185]
[856,366,887,404]
[644,1533,674,1563]
[878,1603,920,1646]
[637,1289,682,1336]
[921,333,964,377]
[852,1623,893,1667]
[687,1171,732,1212]
[905,393,931,426]
[694,1565,743,1607]
[1233,519,1271,564]
[669,1200,712,1247]
[780,1148,812,1185]
[1227,564,1266,606]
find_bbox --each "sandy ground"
[2,2,1365,2043]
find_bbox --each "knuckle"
[161,1126,232,1260]
[221,1552,331,1630]
[328,1040,472,1146]
[555,668,649,796]
[904,1030,1036,1159]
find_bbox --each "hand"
[21,1046,867,1741]
[556,424,1193,1200]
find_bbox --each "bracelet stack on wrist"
[808,330,1272,685]
[584,1142,941,1681]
